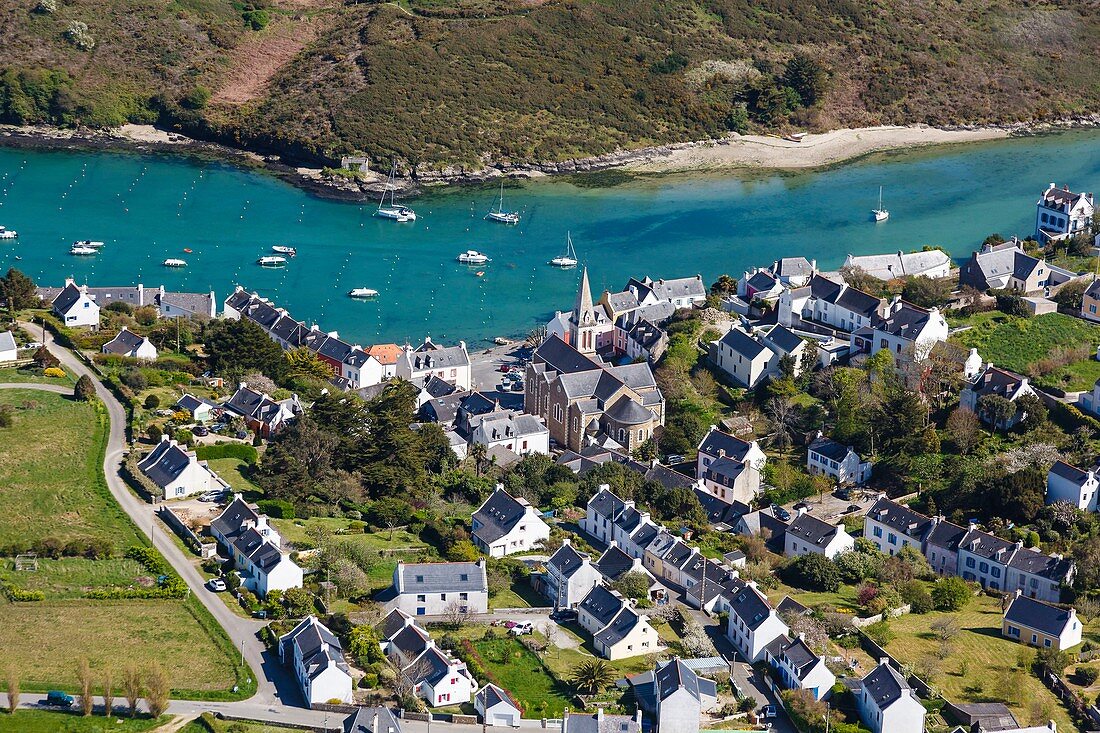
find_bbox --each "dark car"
[192,425,210,437]
[44,691,74,707]
[771,504,792,522]
[847,504,862,514]
[550,609,578,623]
[835,487,852,500]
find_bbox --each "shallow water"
[1,130,1098,347]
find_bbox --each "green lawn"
[0,599,241,697]
[1035,357,1100,393]
[181,714,305,733]
[766,580,862,614]
[882,594,1075,731]
[0,556,147,599]
[205,458,261,495]
[0,365,74,385]
[0,389,141,548]
[467,635,573,718]
[949,312,1100,379]
[489,579,550,610]
[273,518,428,553]
[0,711,167,732]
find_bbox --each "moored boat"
[74,240,105,248]
[375,162,417,222]
[0,226,17,239]
[348,288,379,299]
[272,245,297,256]
[485,180,520,224]
[457,250,490,264]
[163,258,187,268]
[871,186,889,222]
[70,245,97,256]
[549,232,579,268]
[257,255,287,267]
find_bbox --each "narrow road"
[14,324,293,706]
[0,382,73,394]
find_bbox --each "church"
[524,268,665,453]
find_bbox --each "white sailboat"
[348,288,379,299]
[485,180,519,224]
[163,258,187,268]
[375,162,416,222]
[549,233,579,268]
[457,250,490,264]
[871,186,889,222]
[257,255,287,267]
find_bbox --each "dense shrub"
[3,584,44,602]
[783,553,840,592]
[195,443,259,464]
[74,375,96,401]
[257,499,295,519]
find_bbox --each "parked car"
[199,490,227,502]
[235,430,248,439]
[498,364,512,372]
[192,425,210,437]
[25,341,43,349]
[835,487,852,500]
[759,705,776,719]
[846,504,862,514]
[509,622,534,636]
[44,691,74,707]
[771,505,791,522]
[207,578,227,592]
[550,609,577,623]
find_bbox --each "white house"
[723,580,789,663]
[857,660,926,733]
[843,250,952,281]
[223,383,302,437]
[51,281,100,328]
[470,486,550,558]
[0,331,17,363]
[384,560,489,616]
[543,540,603,608]
[342,348,387,390]
[779,274,883,333]
[211,497,303,597]
[784,512,854,559]
[343,707,402,733]
[653,658,719,733]
[279,616,354,705]
[696,426,767,481]
[475,683,522,727]
[138,435,229,500]
[627,274,707,310]
[1047,461,1100,512]
[405,644,476,707]
[806,431,872,485]
[175,393,220,423]
[960,365,1037,431]
[1036,183,1095,244]
[857,300,948,367]
[101,327,158,360]
[580,486,658,558]
[764,634,836,701]
[1002,592,1082,651]
[469,412,550,457]
[710,324,804,389]
[396,337,472,391]
[576,585,660,660]
[863,496,932,556]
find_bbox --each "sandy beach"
[622,125,1011,172]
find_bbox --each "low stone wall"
[851,604,911,628]
[310,702,359,715]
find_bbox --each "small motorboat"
[272,245,297,257]
[14,255,22,261]
[475,271,485,277]
[74,240,105,248]
[183,248,193,254]
[163,258,187,268]
[457,250,490,264]
[70,245,97,256]
[0,226,17,239]
[257,255,287,267]
[348,288,379,299]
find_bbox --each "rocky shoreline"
[3,115,1099,203]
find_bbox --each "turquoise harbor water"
[1,130,1099,346]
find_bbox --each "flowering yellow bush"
[43,367,66,378]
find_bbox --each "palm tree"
[569,659,615,695]
[468,441,488,476]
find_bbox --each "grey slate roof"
[476,683,520,713]
[472,488,529,545]
[282,616,350,680]
[405,339,470,370]
[378,609,413,640]
[344,706,401,733]
[967,365,1030,400]
[588,488,627,521]
[867,497,932,539]
[655,658,702,702]
[594,606,644,647]
[1007,548,1075,583]
[649,275,706,302]
[605,396,655,425]
[926,518,967,552]
[388,624,431,659]
[775,635,820,680]
[860,662,909,711]
[808,434,852,462]
[834,285,882,316]
[137,439,194,488]
[102,328,147,356]
[562,711,641,733]
[578,585,625,628]
[1050,460,1094,485]
[0,331,15,353]
[875,302,934,340]
[724,580,774,630]
[533,334,602,375]
[774,257,815,278]
[698,427,755,462]
[548,543,589,578]
[845,250,951,280]
[51,283,86,315]
[746,270,778,291]
[595,545,636,582]
[719,327,768,360]
[786,513,842,548]
[765,324,803,354]
[396,561,487,595]
[1004,594,1076,637]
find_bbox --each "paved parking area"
[469,341,532,393]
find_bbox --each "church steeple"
[569,267,600,354]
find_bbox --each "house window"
[1008,626,1020,637]
[460,574,468,581]
[1044,639,1052,648]
[991,566,1001,578]
[440,593,447,600]
[1032,634,1038,643]
[873,527,882,538]
[416,594,426,602]
[979,562,989,574]
[460,593,468,600]
[965,557,976,569]
[888,533,897,545]
[417,607,426,615]
[416,575,424,583]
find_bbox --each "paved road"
[15,324,297,707]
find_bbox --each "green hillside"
[2,0,1099,169]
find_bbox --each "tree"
[946,408,981,453]
[32,345,59,368]
[930,617,959,642]
[122,666,142,717]
[145,663,170,718]
[441,599,472,630]
[77,658,93,716]
[1016,393,1047,432]
[74,374,96,401]
[977,394,1017,433]
[1054,279,1088,310]
[205,318,287,381]
[710,274,737,296]
[102,669,114,719]
[680,618,718,657]
[0,267,38,314]
[783,553,840,592]
[783,53,828,106]
[143,394,160,409]
[569,659,615,694]
[612,571,651,601]
[931,576,971,611]
[286,347,333,381]
[765,396,798,450]
[901,276,953,309]
[5,668,18,714]
[864,620,894,646]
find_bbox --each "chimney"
[460,340,467,352]
[596,709,604,723]
[879,658,890,667]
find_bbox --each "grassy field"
[0,556,147,599]
[489,579,550,610]
[0,711,167,732]
[466,635,573,718]
[766,580,862,615]
[0,389,141,548]
[181,714,305,733]
[273,518,428,553]
[0,599,240,696]
[883,594,1075,731]
[0,365,74,385]
[205,458,261,495]
[949,312,1100,387]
